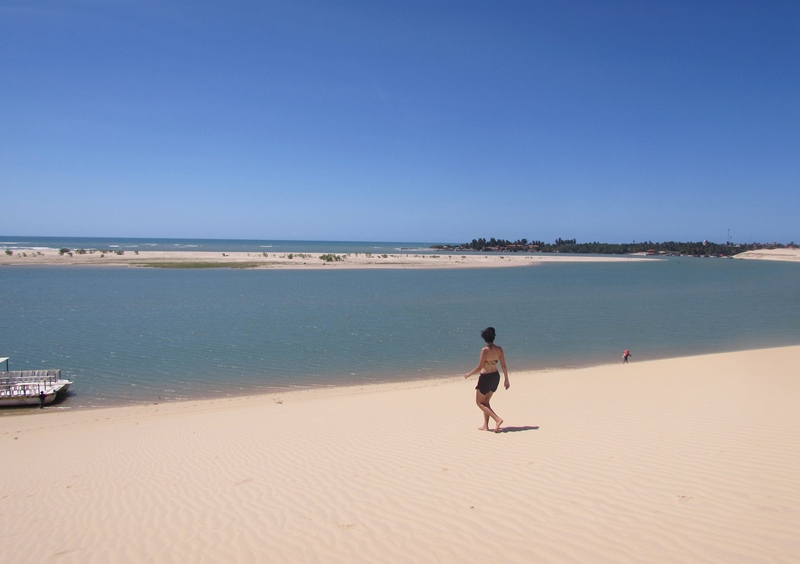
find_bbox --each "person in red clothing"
[622,350,632,363]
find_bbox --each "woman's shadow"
[498,425,539,433]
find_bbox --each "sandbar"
[0,248,655,269]
[733,248,800,262]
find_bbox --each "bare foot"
[478,426,489,431]
[494,419,503,433]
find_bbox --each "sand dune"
[733,248,800,262]
[2,346,799,562]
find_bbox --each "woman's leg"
[477,390,491,431]
[475,390,502,431]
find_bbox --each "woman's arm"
[499,347,510,389]
[464,347,489,379]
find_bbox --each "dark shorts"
[476,371,500,394]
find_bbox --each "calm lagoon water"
[1,238,798,410]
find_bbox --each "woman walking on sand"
[464,327,510,432]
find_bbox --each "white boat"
[0,364,73,407]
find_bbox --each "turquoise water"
[1,241,798,409]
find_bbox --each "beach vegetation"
[434,237,793,258]
[4,249,11,256]
[320,254,344,262]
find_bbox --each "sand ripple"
[2,348,799,562]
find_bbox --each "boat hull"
[0,390,58,407]
[1,369,72,407]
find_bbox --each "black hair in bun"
[481,327,496,343]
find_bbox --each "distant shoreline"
[0,248,656,269]
[3,244,797,268]
[732,248,800,262]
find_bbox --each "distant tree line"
[431,238,797,257]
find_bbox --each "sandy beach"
[2,346,799,563]
[733,248,800,262]
[3,247,798,269]
[0,248,653,269]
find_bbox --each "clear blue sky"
[2,1,798,244]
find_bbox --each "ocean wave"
[397,247,439,252]
[1,245,54,251]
